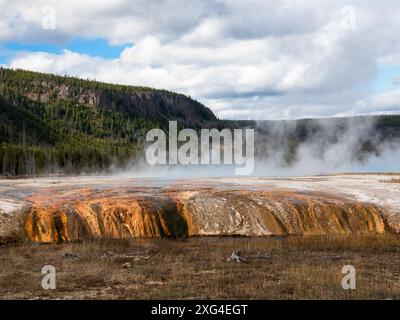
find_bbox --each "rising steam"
[114,116,400,178]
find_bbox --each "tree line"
[0,68,160,176]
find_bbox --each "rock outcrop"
[1,175,398,244]
[23,188,389,243]
[1,68,217,129]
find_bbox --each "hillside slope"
[0,68,217,175]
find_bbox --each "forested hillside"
[0,68,216,175]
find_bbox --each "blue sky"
[0,38,129,63]
[2,36,398,96]
[372,64,400,94]
[1,1,400,119]
[3,36,396,96]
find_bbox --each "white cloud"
[2,0,400,119]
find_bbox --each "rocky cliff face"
[13,71,217,128]
[27,83,216,128]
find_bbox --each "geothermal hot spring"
[0,174,399,243]
[1,117,400,244]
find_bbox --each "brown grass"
[1,235,400,300]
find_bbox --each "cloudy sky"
[1,0,400,120]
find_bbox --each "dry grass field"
[1,235,400,300]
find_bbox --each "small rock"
[122,262,132,269]
[62,252,81,260]
[328,255,342,261]
[145,248,159,254]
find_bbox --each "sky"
[0,0,400,120]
